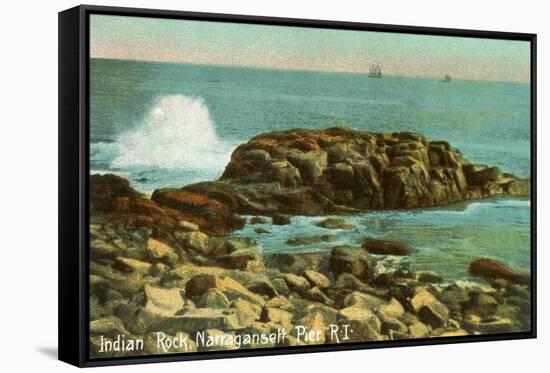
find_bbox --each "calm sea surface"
[90,58,531,282]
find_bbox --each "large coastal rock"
[154,127,529,217]
[90,174,244,236]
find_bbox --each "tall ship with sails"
[368,64,382,78]
[442,74,452,83]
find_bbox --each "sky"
[90,15,531,83]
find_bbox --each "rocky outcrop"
[90,174,244,237]
[91,128,529,237]
[150,127,529,219]
[89,217,531,358]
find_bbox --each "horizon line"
[90,56,530,85]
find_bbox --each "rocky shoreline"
[89,128,531,357]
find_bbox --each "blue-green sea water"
[90,58,531,282]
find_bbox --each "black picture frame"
[59,4,537,368]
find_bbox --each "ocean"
[90,58,531,282]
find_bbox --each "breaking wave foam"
[111,95,232,171]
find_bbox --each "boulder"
[304,287,334,305]
[272,214,291,225]
[469,258,528,284]
[343,291,386,310]
[362,239,410,256]
[232,298,262,327]
[304,270,331,289]
[146,239,178,263]
[197,288,231,309]
[283,273,311,293]
[185,274,220,298]
[330,245,372,279]
[144,284,184,316]
[377,298,405,319]
[416,271,443,283]
[148,308,242,334]
[174,231,212,255]
[266,295,295,313]
[410,288,449,328]
[261,307,294,330]
[465,292,498,317]
[408,321,429,338]
[338,306,382,333]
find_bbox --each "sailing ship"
[442,74,452,83]
[368,64,382,78]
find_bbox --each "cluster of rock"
[90,128,529,239]
[89,214,530,358]
[152,127,530,217]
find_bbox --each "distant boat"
[442,74,452,83]
[368,64,383,78]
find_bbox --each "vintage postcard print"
[87,13,533,359]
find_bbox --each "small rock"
[305,287,334,305]
[150,308,242,335]
[410,287,449,328]
[286,234,335,246]
[198,288,231,309]
[224,237,259,252]
[439,329,469,337]
[338,306,381,333]
[144,284,184,316]
[115,257,152,274]
[254,227,270,234]
[90,316,129,336]
[272,214,291,225]
[146,238,178,263]
[344,291,386,310]
[177,220,200,232]
[249,216,269,224]
[315,218,355,230]
[283,273,311,293]
[266,295,295,313]
[271,278,291,296]
[417,271,443,283]
[304,270,331,289]
[408,321,429,338]
[174,231,212,255]
[185,274,219,298]
[232,298,262,327]
[90,239,120,259]
[466,292,498,317]
[377,298,405,318]
[262,307,294,330]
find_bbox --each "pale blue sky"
[90,15,530,83]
